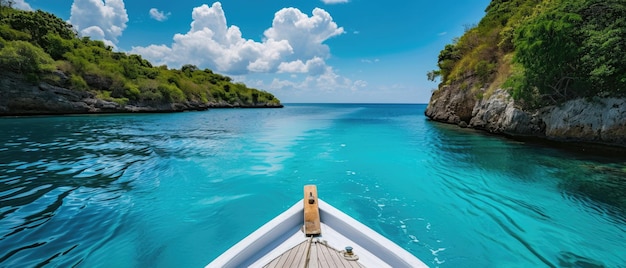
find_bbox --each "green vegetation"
[0,6,280,107]
[428,0,625,109]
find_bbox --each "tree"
[4,10,75,45]
[42,33,72,60]
[181,64,198,77]
[437,44,461,83]
[512,0,626,105]
[513,5,583,104]
[427,70,441,82]
[577,0,626,96]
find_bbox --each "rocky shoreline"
[0,74,282,117]
[425,84,626,148]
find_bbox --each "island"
[0,6,282,116]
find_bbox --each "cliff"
[425,0,626,148]
[0,73,282,116]
[425,85,626,147]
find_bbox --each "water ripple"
[1,105,625,267]
[0,116,153,267]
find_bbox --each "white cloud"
[131,2,344,75]
[353,80,367,89]
[278,57,326,75]
[438,32,447,36]
[270,78,298,90]
[69,0,128,46]
[132,2,361,98]
[12,0,32,10]
[264,66,364,93]
[277,61,306,73]
[129,44,171,66]
[264,7,344,60]
[321,0,349,4]
[149,8,170,22]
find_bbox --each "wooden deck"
[263,239,364,268]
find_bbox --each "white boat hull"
[207,199,428,268]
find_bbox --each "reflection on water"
[1,105,625,267]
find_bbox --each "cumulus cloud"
[278,57,327,75]
[321,0,349,4]
[131,2,344,75]
[149,8,170,22]
[264,7,344,60]
[11,0,32,10]
[69,0,128,46]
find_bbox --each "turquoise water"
[1,104,625,267]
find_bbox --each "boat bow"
[207,186,428,267]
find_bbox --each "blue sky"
[16,0,490,103]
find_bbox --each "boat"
[207,185,428,268]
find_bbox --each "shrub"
[111,97,129,106]
[178,79,205,101]
[0,40,54,77]
[69,74,88,90]
[0,24,31,41]
[42,33,73,60]
[124,83,141,100]
[158,83,185,102]
[475,60,496,84]
[139,88,163,101]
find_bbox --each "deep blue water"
[1,104,625,267]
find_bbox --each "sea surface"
[1,104,625,267]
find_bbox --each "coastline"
[0,74,283,117]
[425,87,626,150]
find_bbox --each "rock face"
[0,74,282,116]
[425,84,476,125]
[542,98,626,145]
[468,89,545,136]
[426,86,626,147]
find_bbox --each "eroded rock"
[427,85,626,147]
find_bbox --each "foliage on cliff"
[428,0,626,109]
[0,6,280,107]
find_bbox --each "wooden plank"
[303,185,321,236]
[308,241,319,268]
[284,240,305,267]
[272,242,293,268]
[293,240,308,267]
[325,244,345,268]
[317,243,335,268]
[264,241,308,268]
